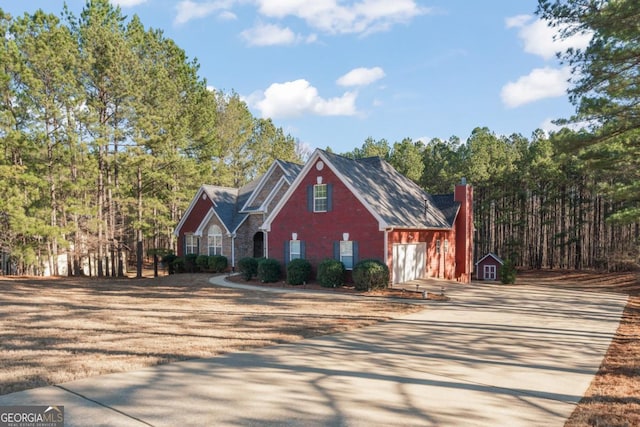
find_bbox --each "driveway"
[0,278,627,426]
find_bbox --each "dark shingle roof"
[277,160,303,181]
[322,150,456,229]
[202,160,303,232]
[202,185,239,233]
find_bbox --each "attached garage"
[392,243,426,284]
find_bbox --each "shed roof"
[475,252,504,265]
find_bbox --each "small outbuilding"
[475,253,503,281]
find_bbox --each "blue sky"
[2,0,591,154]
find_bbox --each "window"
[290,240,301,261]
[314,184,327,212]
[444,239,449,254]
[340,240,353,270]
[185,234,198,254]
[436,239,441,254]
[208,224,223,256]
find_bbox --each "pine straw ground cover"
[517,270,640,427]
[0,273,421,396]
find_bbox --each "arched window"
[208,224,223,256]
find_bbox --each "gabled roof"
[475,252,504,265]
[240,160,303,212]
[175,160,303,237]
[322,150,455,229]
[263,149,459,231]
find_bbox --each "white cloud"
[501,66,571,108]
[111,0,147,7]
[249,79,357,118]
[337,67,385,87]
[254,0,428,35]
[241,23,299,46]
[174,0,234,25]
[506,15,592,60]
[218,11,237,21]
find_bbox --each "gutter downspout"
[230,233,236,268]
[385,227,394,285]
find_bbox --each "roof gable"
[173,186,215,236]
[240,160,302,212]
[475,252,504,265]
[321,150,454,229]
[262,149,456,232]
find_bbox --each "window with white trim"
[208,224,223,256]
[186,234,198,254]
[340,240,353,270]
[436,239,441,254]
[444,239,449,254]
[313,184,327,212]
[290,240,301,260]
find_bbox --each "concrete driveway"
[0,278,627,426]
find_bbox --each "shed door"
[393,243,426,284]
[483,264,496,280]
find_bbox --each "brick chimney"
[454,178,473,283]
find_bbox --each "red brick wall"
[176,192,215,256]
[268,159,384,270]
[388,229,456,280]
[454,183,473,283]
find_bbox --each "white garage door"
[392,243,426,284]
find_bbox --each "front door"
[253,232,264,258]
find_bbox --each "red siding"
[268,160,384,271]
[477,258,502,281]
[176,193,215,256]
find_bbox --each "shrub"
[500,259,517,284]
[287,259,312,285]
[317,259,345,288]
[352,259,389,291]
[196,255,210,271]
[258,258,281,283]
[184,253,199,272]
[162,253,177,274]
[208,255,228,273]
[171,256,185,274]
[238,257,259,280]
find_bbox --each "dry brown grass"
[0,273,420,396]
[518,270,640,427]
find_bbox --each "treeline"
[341,128,639,271]
[0,1,299,276]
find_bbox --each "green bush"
[196,255,210,271]
[352,259,389,291]
[500,259,517,284]
[171,256,185,274]
[286,258,312,285]
[258,258,281,283]
[238,257,259,280]
[184,253,199,272]
[162,253,177,274]
[208,255,228,273]
[317,259,345,288]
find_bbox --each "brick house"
[173,160,302,266]
[262,149,474,284]
[175,149,474,284]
